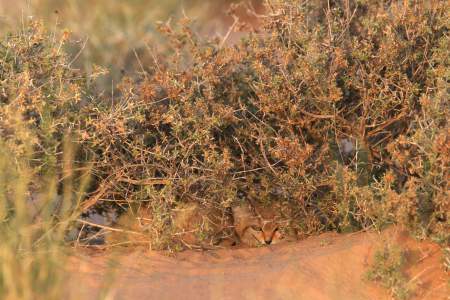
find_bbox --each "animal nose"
[265,240,272,245]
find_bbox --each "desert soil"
[67,227,448,300]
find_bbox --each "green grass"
[366,244,413,300]
[0,138,89,300]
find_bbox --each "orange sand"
[67,227,448,300]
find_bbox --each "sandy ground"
[67,227,448,300]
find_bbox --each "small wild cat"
[107,202,234,250]
[107,201,293,249]
[171,202,235,249]
[232,202,289,247]
[106,205,154,247]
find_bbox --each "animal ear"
[250,225,263,231]
[233,205,252,215]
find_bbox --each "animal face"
[242,220,283,246]
[232,204,285,247]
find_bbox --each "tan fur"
[106,205,154,247]
[171,202,232,249]
[107,203,234,249]
[232,203,286,247]
[108,201,293,249]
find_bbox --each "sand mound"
[67,227,448,300]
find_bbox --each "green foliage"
[366,244,411,300]
[0,136,88,300]
[0,21,95,178]
[0,24,91,299]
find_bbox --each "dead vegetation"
[76,0,448,249]
[0,0,448,250]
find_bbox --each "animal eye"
[251,225,263,231]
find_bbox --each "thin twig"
[117,177,172,186]
[81,180,114,212]
[76,219,145,236]
[259,136,277,175]
[68,37,88,67]
[133,48,148,78]
[219,16,238,48]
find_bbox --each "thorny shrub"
[1,1,448,249]
[0,22,101,180]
